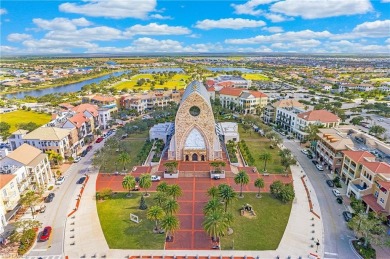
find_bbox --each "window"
[2,189,7,197]
[10,182,14,189]
[379,198,384,204]
[374,191,379,197]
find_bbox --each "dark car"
[342,211,353,222]
[39,226,52,242]
[307,154,314,159]
[336,197,343,204]
[326,180,334,187]
[77,176,86,184]
[312,160,319,165]
[86,145,92,152]
[44,193,55,203]
[80,150,87,157]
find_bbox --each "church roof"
[181,81,211,107]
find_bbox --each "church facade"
[168,81,222,161]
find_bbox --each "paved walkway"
[65,164,324,258]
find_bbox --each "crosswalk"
[324,251,338,259]
[26,255,63,259]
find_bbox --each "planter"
[164,170,179,178]
[210,170,226,179]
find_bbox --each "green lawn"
[99,132,148,173]
[1,110,51,133]
[370,78,390,83]
[222,193,292,250]
[242,73,270,81]
[114,73,190,91]
[97,193,165,249]
[239,126,285,173]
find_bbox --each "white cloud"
[264,13,292,22]
[195,18,266,30]
[328,40,389,53]
[150,14,172,20]
[271,39,321,49]
[0,45,18,54]
[59,0,156,19]
[23,38,97,49]
[123,23,191,37]
[352,20,390,37]
[381,0,390,3]
[271,0,373,19]
[7,33,32,42]
[262,26,284,33]
[33,17,92,31]
[45,26,123,41]
[0,8,7,15]
[231,0,277,15]
[385,38,390,44]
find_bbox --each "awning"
[5,205,21,221]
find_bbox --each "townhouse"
[218,88,268,115]
[82,94,118,106]
[120,91,181,113]
[262,99,305,125]
[0,174,20,235]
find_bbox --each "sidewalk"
[64,163,324,258]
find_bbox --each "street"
[283,138,359,259]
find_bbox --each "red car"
[39,226,52,242]
[96,137,104,143]
[86,145,93,152]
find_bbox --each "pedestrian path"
[26,255,63,259]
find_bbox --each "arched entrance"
[192,153,198,161]
[185,155,189,161]
[201,155,205,161]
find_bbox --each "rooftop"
[6,143,44,166]
[342,150,375,163]
[181,81,211,107]
[272,99,305,108]
[298,110,340,123]
[23,126,71,141]
[317,129,355,150]
[0,174,16,189]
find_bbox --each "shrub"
[17,229,36,255]
[48,186,54,191]
[352,239,376,259]
[98,188,113,200]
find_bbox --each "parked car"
[307,154,314,159]
[55,176,65,185]
[326,180,334,187]
[332,189,341,197]
[342,211,353,222]
[213,175,221,180]
[151,175,161,182]
[312,160,319,165]
[96,137,104,143]
[316,164,324,171]
[301,149,309,155]
[39,226,52,242]
[74,156,81,163]
[336,197,343,204]
[86,145,92,152]
[80,150,87,157]
[44,193,55,203]
[77,177,86,184]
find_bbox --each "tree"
[254,178,265,198]
[164,199,179,215]
[350,197,365,214]
[203,198,223,215]
[139,173,152,196]
[234,170,250,198]
[17,122,39,132]
[350,116,364,126]
[259,152,272,172]
[0,121,11,140]
[161,214,180,241]
[202,211,228,245]
[242,123,251,133]
[279,148,292,158]
[369,125,386,138]
[279,184,295,203]
[19,191,40,219]
[122,175,136,197]
[281,155,297,173]
[305,124,320,142]
[9,219,42,247]
[348,212,386,247]
[167,184,182,200]
[117,152,130,171]
[139,195,148,210]
[46,150,63,166]
[153,192,167,207]
[270,180,284,198]
[156,182,169,193]
[207,186,219,199]
[218,184,237,212]
[147,205,165,231]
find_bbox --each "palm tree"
[153,192,167,207]
[156,182,169,193]
[122,175,136,197]
[147,205,165,231]
[117,152,130,171]
[218,184,237,212]
[164,199,179,215]
[281,155,297,173]
[161,214,180,241]
[203,198,223,215]
[259,152,272,172]
[279,148,292,158]
[139,173,152,196]
[234,170,250,198]
[167,184,182,200]
[254,178,265,198]
[202,211,228,245]
[207,186,219,199]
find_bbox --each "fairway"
[1,110,51,133]
[114,73,190,91]
[242,73,270,81]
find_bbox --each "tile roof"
[377,180,390,191]
[0,174,16,190]
[272,99,305,108]
[217,81,235,88]
[219,87,267,98]
[24,127,71,141]
[6,143,43,166]
[342,151,375,163]
[91,95,116,102]
[361,161,390,175]
[362,194,386,213]
[72,103,98,117]
[298,110,340,123]
[68,113,90,128]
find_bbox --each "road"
[283,138,359,259]
[27,141,104,259]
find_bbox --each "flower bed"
[352,239,376,259]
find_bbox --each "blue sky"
[1,0,389,55]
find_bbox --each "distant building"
[262,99,305,125]
[218,87,268,114]
[206,75,251,89]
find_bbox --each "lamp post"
[316,239,320,253]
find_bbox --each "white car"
[151,175,161,182]
[316,164,324,171]
[74,156,81,163]
[332,189,341,197]
[55,176,65,185]
[301,149,309,155]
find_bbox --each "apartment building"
[342,151,376,187]
[9,127,73,158]
[275,105,306,133]
[98,104,118,130]
[0,175,20,235]
[120,91,181,113]
[218,87,268,114]
[315,128,356,173]
[82,94,117,106]
[262,99,304,125]
[206,75,252,89]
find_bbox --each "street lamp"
[315,239,320,253]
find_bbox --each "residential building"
[342,151,376,187]
[9,127,73,158]
[275,105,306,133]
[98,104,118,130]
[120,91,181,113]
[262,99,304,125]
[206,75,252,89]
[218,87,268,114]
[0,174,20,235]
[82,94,117,106]
[71,103,99,131]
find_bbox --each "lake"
[206,67,262,73]
[5,70,130,99]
